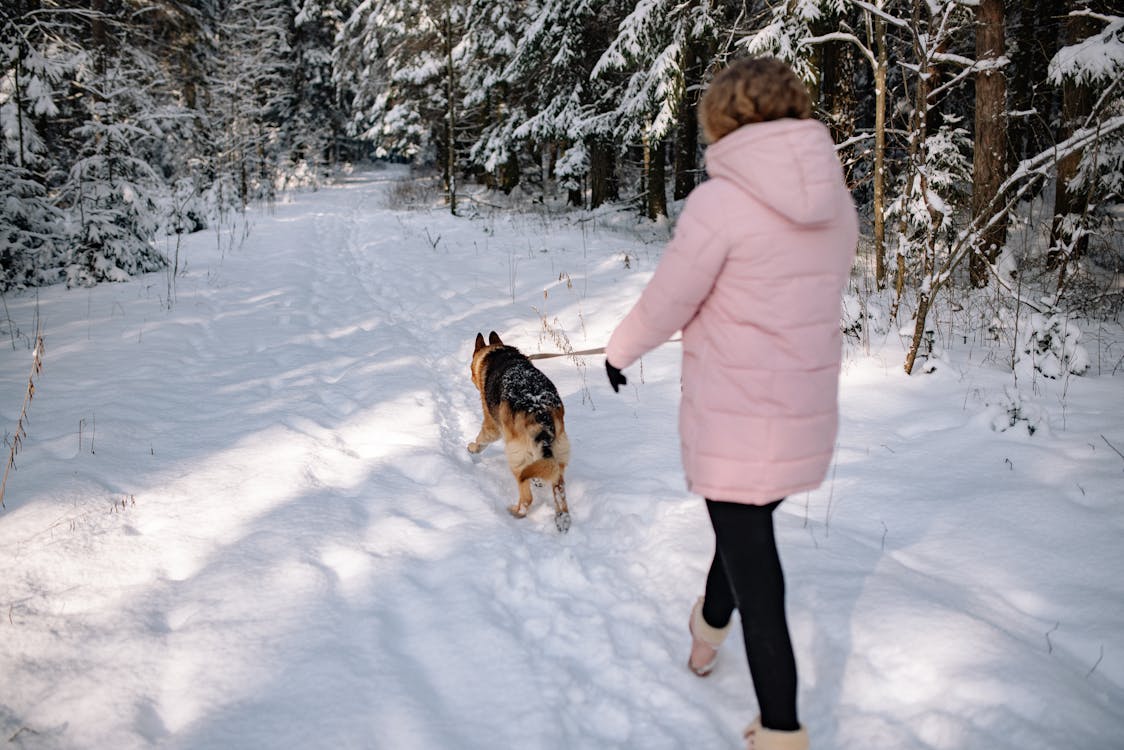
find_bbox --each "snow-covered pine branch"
[1048,12,1123,87]
[592,0,664,79]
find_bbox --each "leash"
[527,337,681,361]
[527,346,607,361]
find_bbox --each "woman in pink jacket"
[605,57,857,750]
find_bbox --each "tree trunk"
[672,114,699,201]
[1008,0,1064,164]
[444,8,457,216]
[872,10,888,288]
[499,151,520,194]
[673,42,701,200]
[590,138,618,209]
[240,158,248,207]
[1046,5,1098,270]
[969,0,1008,287]
[819,7,857,148]
[503,91,519,193]
[902,0,936,373]
[91,0,107,77]
[893,0,926,312]
[590,139,607,210]
[647,137,668,220]
[903,291,933,375]
[14,42,25,169]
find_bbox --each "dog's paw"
[554,511,572,534]
[467,442,481,454]
[508,504,528,518]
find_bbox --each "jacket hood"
[704,118,845,227]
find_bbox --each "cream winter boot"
[688,597,731,676]
[743,716,809,750]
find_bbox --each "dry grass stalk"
[1,323,44,509]
[533,301,595,408]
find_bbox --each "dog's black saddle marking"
[483,346,562,455]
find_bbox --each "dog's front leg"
[467,413,500,453]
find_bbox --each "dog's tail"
[518,457,561,487]
[533,411,556,458]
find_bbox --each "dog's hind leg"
[510,478,535,518]
[552,478,570,533]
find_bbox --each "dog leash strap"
[526,337,682,361]
[527,346,607,361]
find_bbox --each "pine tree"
[1046,3,1123,278]
[289,0,355,178]
[593,0,726,217]
[60,2,169,286]
[0,164,64,289]
[743,0,846,86]
[0,1,79,288]
[460,0,528,193]
[1,1,76,172]
[498,0,628,208]
[211,0,297,206]
[336,0,469,212]
[135,1,216,233]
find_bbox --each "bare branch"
[928,63,979,101]
[804,32,877,70]
[931,51,977,68]
[848,0,912,31]
[1082,75,1124,132]
[1067,8,1119,25]
[986,265,1051,314]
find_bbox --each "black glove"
[606,360,627,393]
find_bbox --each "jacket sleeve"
[605,188,728,370]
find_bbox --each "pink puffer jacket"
[606,118,858,504]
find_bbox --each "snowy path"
[2,169,1123,749]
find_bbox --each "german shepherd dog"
[469,331,571,532]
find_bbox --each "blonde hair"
[699,57,813,144]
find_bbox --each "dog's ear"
[488,331,503,346]
[474,333,486,352]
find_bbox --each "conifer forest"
[2,1,1122,372]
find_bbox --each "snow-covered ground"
[2,167,1122,749]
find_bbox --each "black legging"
[702,498,799,732]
